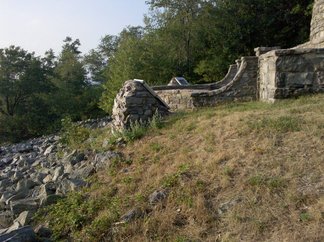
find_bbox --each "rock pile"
[0,133,120,240]
[76,116,112,129]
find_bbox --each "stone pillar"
[310,0,324,47]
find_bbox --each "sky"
[0,0,149,56]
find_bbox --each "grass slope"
[38,94,324,242]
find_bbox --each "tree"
[84,35,119,84]
[0,46,43,116]
[0,46,56,142]
[195,0,313,81]
[99,27,146,113]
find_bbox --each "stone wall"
[154,57,258,111]
[112,80,169,131]
[259,48,324,102]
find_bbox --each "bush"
[60,117,90,148]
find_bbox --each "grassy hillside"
[38,94,324,241]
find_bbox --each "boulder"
[34,224,52,239]
[0,226,38,242]
[56,178,87,195]
[10,199,38,216]
[0,211,14,229]
[13,211,33,227]
[70,164,95,179]
[120,208,143,223]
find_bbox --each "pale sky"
[0,0,149,56]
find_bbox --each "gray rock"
[34,225,52,238]
[0,211,14,229]
[70,153,85,165]
[0,179,13,190]
[56,178,87,195]
[10,199,38,216]
[70,164,95,179]
[5,221,21,234]
[52,166,64,182]
[0,226,38,242]
[15,179,37,193]
[218,197,242,215]
[1,157,12,166]
[13,211,32,227]
[14,143,33,153]
[120,208,143,222]
[5,191,30,205]
[42,174,53,184]
[93,151,121,170]
[40,194,62,207]
[149,190,167,204]
[0,192,14,204]
[13,171,24,181]
[43,145,55,156]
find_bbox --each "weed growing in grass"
[122,120,147,142]
[186,122,197,132]
[162,164,190,188]
[223,166,235,177]
[150,142,163,152]
[149,111,164,130]
[108,157,132,176]
[248,175,286,191]
[299,212,312,222]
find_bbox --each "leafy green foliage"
[35,190,120,241]
[60,117,90,148]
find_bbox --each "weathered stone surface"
[34,224,52,239]
[0,226,38,242]
[0,211,14,229]
[120,208,143,222]
[259,49,324,102]
[56,178,87,195]
[10,199,38,216]
[0,116,116,232]
[70,164,95,179]
[112,80,169,131]
[149,189,168,204]
[13,211,32,227]
[154,56,258,111]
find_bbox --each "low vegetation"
[37,94,324,241]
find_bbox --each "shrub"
[60,117,90,148]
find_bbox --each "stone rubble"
[0,119,122,241]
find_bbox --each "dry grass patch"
[38,94,324,241]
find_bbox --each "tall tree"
[84,35,119,84]
[0,46,55,142]
[0,46,43,116]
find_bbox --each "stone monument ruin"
[112,80,169,131]
[112,0,324,129]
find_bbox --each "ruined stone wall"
[154,89,195,111]
[259,49,324,102]
[154,57,258,111]
[112,80,169,131]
